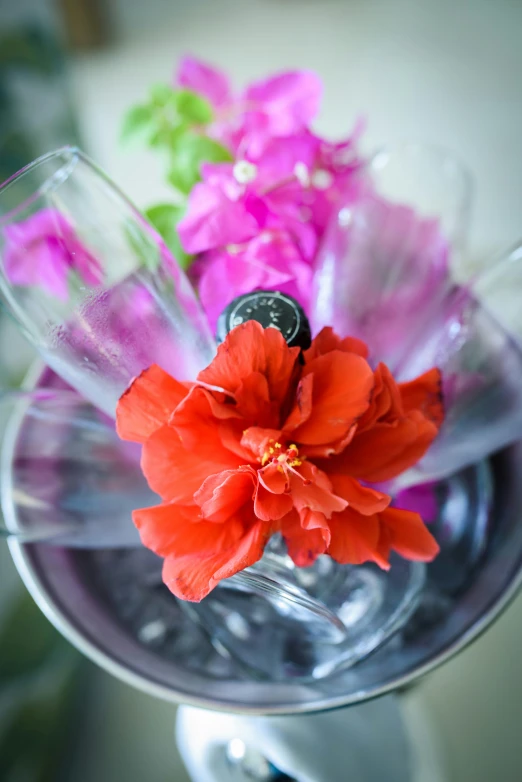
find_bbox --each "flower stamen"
[261,442,306,474]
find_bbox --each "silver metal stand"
[176,694,446,782]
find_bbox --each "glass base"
[179,459,492,682]
[6,374,494,685]
[184,542,425,681]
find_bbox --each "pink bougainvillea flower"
[3,208,102,300]
[193,230,314,331]
[177,55,233,108]
[173,59,365,314]
[238,70,323,155]
[177,127,364,261]
[178,157,312,257]
[178,155,317,327]
[176,174,260,255]
[176,118,364,328]
[394,483,439,525]
[243,126,365,237]
[116,321,443,601]
[174,56,322,154]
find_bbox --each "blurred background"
[0,0,521,780]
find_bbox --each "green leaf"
[150,83,177,107]
[174,89,213,124]
[120,104,155,143]
[145,203,194,270]
[167,133,233,194]
[151,123,190,151]
[148,126,171,148]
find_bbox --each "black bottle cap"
[216,290,312,350]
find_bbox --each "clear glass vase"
[0,148,453,682]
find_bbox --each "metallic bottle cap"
[216,291,312,350]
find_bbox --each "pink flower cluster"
[175,57,364,329]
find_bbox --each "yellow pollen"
[260,442,305,470]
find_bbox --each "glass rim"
[370,140,473,180]
[0,146,84,225]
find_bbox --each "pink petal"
[175,55,232,108]
[248,132,319,179]
[243,70,322,135]
[200,162,241,197]
[394,483,438,524]
[177,182,259,254]
[198,247,295,331]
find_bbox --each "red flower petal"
[330,474,391,515]
[299,425,356,459]
[282,509,329,566]
[194,468,256,522]
[330,414,439,483]
[198,320,300,410]
[218,419,259,462]
[116,364,189,443]
[379,507,440,562]
[172,386,245,463]
[258,461,290,493]
[133,502,243,559]
[211,519,276,582]
[327,508,381,566]
[162,519,271,601]
[289,461,347,518]
[291,351,374,445]
[254,480,294,520]
[283,373,313,432]
[197,387,242,420]
[255,462,294,519]
[399,368,444,427]
[304,326,369,361]
[300,508,331,543]
[142,423,238,503]
[241,427,283,461]
[233,372,277,427]
[356,363,402,433]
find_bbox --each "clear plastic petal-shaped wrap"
[313,144,522,483]
[0,147,216,416]
[398,241,522,485]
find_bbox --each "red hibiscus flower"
[116,322,443,601]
